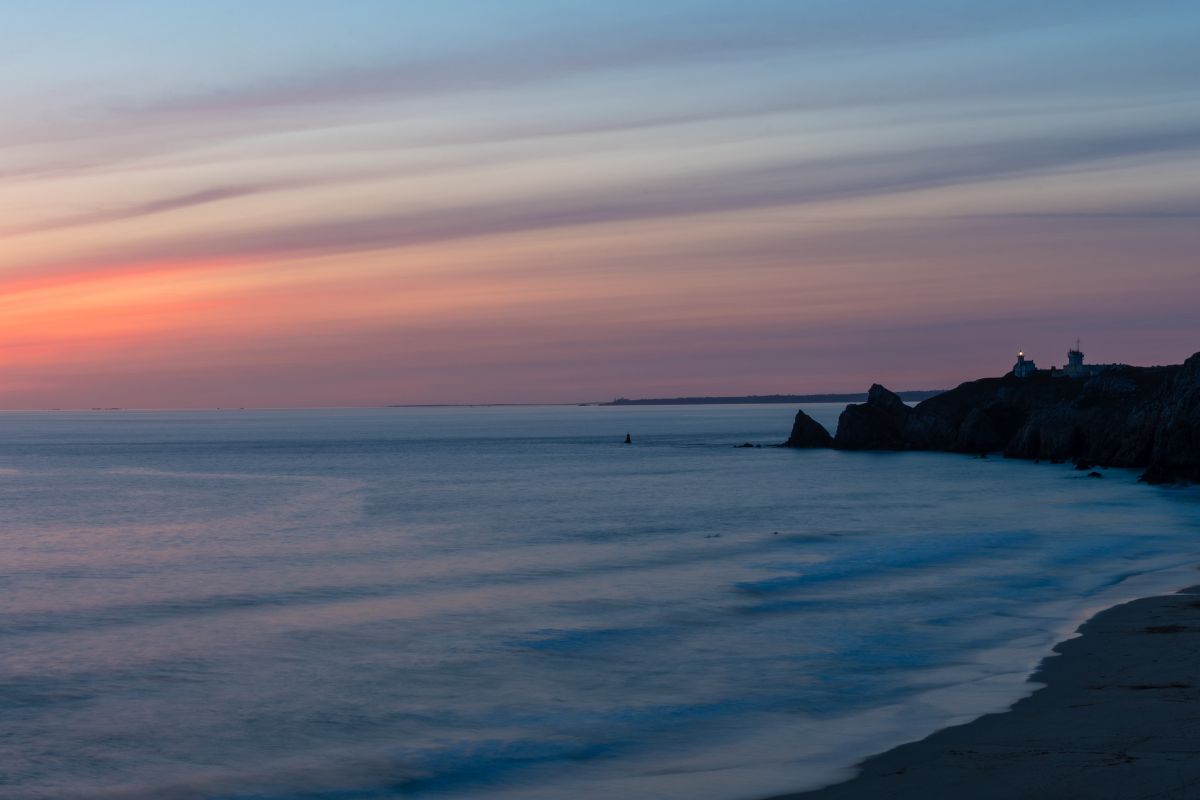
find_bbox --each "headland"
[784,349,1200,485]
[774,346,1200,798]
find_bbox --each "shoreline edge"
[767,580,1200,799]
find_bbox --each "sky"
[1,0,1198,407]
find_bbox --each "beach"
[776,584,1200,800]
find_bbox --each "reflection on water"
[1,406,1197,799]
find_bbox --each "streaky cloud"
[5,185,271,237]
[16,119,1199,281]
[121,0,1177,118]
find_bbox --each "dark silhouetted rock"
[782,409,834,448]
[1087,471,1103,478]
[833,384,912,450]
[955,408,1005,453]
[1143,352,1200,484]
[786,351,1200,484]
[735,442,755,448]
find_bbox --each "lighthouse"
[1013,351,1038,378]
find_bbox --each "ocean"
[2,405,1198,800]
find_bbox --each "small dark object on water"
[1087,471,1103,478]
[735,442,755,448]
[772,531,779,535]
[624,433,631,444]
[978,452,988,459]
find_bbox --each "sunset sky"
[3,0,1198,407]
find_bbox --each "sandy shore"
[770,584,1200,800]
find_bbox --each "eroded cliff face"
[1144,353,1200,484]
[781,352,1200,484]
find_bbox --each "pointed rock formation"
[782,408,834,448]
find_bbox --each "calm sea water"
[2,405,1199,800]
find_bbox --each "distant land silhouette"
[603,391,944,406]
[783,351,1200,485]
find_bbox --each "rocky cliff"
[783,352,1200,484]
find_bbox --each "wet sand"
[772,585,1200,800]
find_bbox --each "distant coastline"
[602,390,944,406]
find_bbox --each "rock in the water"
[782,408,834,448]
[833,384,912,450]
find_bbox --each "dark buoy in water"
[624,433,632,444]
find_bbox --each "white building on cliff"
[1061,343,1125,378]
[1011,342,1127,378]
[1012,351,1038,377]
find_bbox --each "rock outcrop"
[833,384,912,450]
[1143,352,1200,484]
[781,351,1200,484]
[783,408,834,448]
